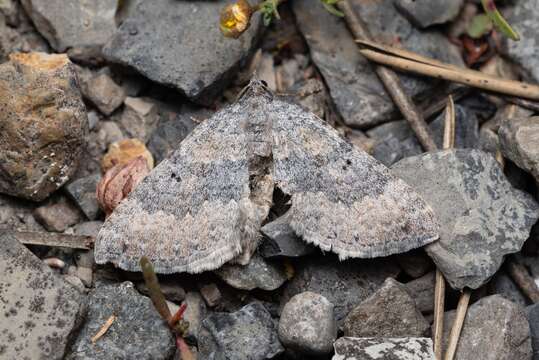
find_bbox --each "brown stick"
[433,270,446,360]
[1,230,94,249]
[507,257,539,303]
[444,290,471,360]
[358,48,539,101]
[91,314,116,343]
[337,0,438,152]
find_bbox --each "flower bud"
[220,0,253,39]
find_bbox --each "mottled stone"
[392,149,539,289]
[278,292,336,355]
[80,73,126,116]
[0,53,87,201]
[33,196,84,232]
[65,174,101,220]
[489,271,528,307]
[404,272,435,314]
[394,0,464,28]
[527,302,539,360]
[182,292,207,343]
[21,0,117,61]
[333,337,435,360]
[499,116,539,185]
[371,104,480,166]
[198,302,284,360]
[119,97,159,143]
[343,278,429,338]
[504,2,539,82]
[66,282,175,360]
[104,0,262,104]
[259,212,315,258]
[281,258,400,325]
[216,253,288,291]
[199,283,221,308]
[293,0,463,128]
[0,233,85,360]
[397,250,433,279]
[440,295,531,360]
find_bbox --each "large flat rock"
[392,149,539,289]
[0,232,85,359]
[104,0,262,104]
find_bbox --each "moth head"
[237,77,274,102]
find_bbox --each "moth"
[95,79,439,274]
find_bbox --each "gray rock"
[0,233,85,359]
[79,73,126,116]
[119,97,159,143]
[137,280,186,303]
[504,2,539,82]
[281,258,400,325]
[65,174,101,220]
[147,104,208,164]
[0,53,88,201]
[259,213,315,258]
[66,282,175,360]
[499,116,539,185]
[333,337,435,360]
[199,302,284,360]
[343,278,429,338]
[290,78,329,120]
[33,196,84,232]
[397,250,432,279]
[216,253,288,291]
[440,295,531,360]
[391,149,539,289]
[404,272,435,314]
[489,272,528,307]
[394,0,464,28]
[371,104,480,166]
[293,0,463,128]
[21,0,117,60]
[527,302,539,360]
[104,0,262,104]
[199,283,221,308]
[72,221,103,237]
[278,292,336,355]
[182,292,207,343]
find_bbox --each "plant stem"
[444,290,471,360]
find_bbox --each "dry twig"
[507,256,539,303]
[1,230,94,249]
[356,40,539,101]
[444,290,471,360]
[91,314,116,344]
[337,0,438,152]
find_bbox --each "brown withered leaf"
[96,156,150,217]
[101,138,154,173]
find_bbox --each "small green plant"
[140,257,193,360]
[480,0,520,41]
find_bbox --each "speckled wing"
[271,99,439,259]
[95,95,272,274]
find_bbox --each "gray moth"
[95,80,439,274]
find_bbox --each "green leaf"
[481,0,520,41]
[467,14,493,39]
[321,0,344,17]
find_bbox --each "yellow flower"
[220,0,253,39]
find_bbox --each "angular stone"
[392,149,539,289]
[404,272,435,314]
[0,53,87,201]
[281,258,400,325]
[343,278,429,338]
[333,337,435,360]
[66,282,175,360]
[397,250,433,279]
[504,2,539,82]
[104,0,262,104]
[136,281,185,303]
[119,97,159,143]
[215,253,288,291]
[65,174,101,220]
[198,302,284,360]
[394,0,464,28]
[293,0,463,128]
[72,221,103,237]
[0,233,85,360]
[440,295,532,360]
[259,213,315,258]
[499,116,539,185]
[278,292,336,355]
[33,196,84,232]
[21,0,117,60]
[489,271,528,307]
[80,73,126,116]
[147,104,208,164]
[371,104,480,166]
[182,292,207,343]
[527,302,539,360]
[199,283,221,308]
